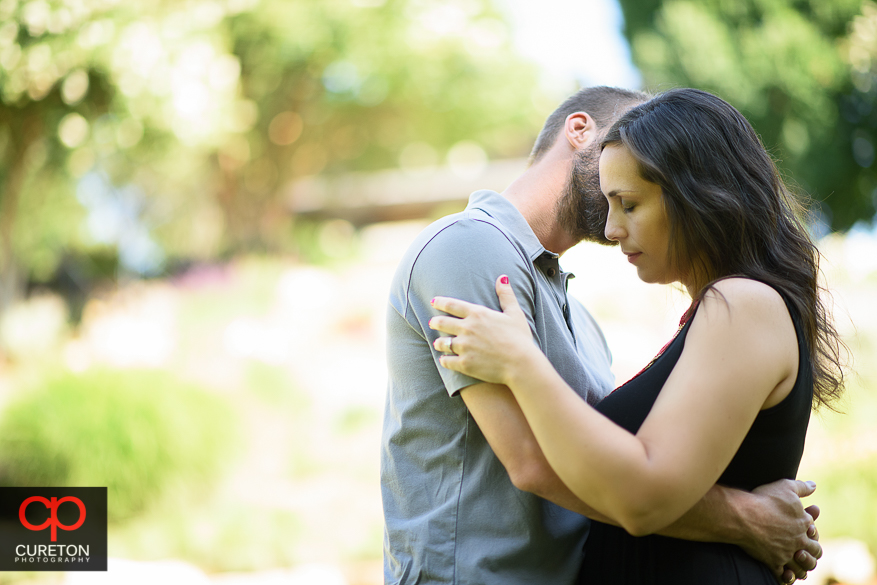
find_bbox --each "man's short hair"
[529,86,651,164]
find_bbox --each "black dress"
[578,290,814,585]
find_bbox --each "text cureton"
[15,545,90,557]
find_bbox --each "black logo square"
[0,487,107,571]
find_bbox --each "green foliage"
[290,217,362,265]
[0,368,239,521]
[809,454,877,554]
[617,0,877,230]
[0,0,546,305]
[801,328,877,554]
[334,405,379,435]
[245,360,310,409]
[109,500,304,572]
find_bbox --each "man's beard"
[555,143,615,246]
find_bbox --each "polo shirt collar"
[466,189,550,262]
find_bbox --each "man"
[381,86,820,585]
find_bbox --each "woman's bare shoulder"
[702,277,787,317]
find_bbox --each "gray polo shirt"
[382,189,615,585]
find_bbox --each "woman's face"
[599,144,688,289]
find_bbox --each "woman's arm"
[466,379,821,580]
[430,276,799,535]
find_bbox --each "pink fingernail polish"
[501,276,509,284]
[431,298,435,305]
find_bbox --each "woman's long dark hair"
[601,88,845,410]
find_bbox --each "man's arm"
[662,480,821,582]
[460,382,613,521]
[461,382,820,583]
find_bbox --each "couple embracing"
[381,86,845,585]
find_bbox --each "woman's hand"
[429,275,538,385]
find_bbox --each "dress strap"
[613,299,699,392]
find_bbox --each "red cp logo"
[19,497,87,542]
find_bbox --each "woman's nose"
[604,214,624,242]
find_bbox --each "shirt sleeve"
[403,217,539,396]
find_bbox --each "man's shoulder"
[388,207,536,320]
[398,209,526,274]
[419,208,516,250]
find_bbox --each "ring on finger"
[449,337,456,354]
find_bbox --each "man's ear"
[564,112,599,150]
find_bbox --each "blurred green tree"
[616,0,877,231]
[211,0,545,249]
[0,0,115,313]
[0,0,546,318]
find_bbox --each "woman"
[427,88,845,584]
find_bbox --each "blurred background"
[0,0,876,583]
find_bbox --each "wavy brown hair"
[601,88,845,410]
